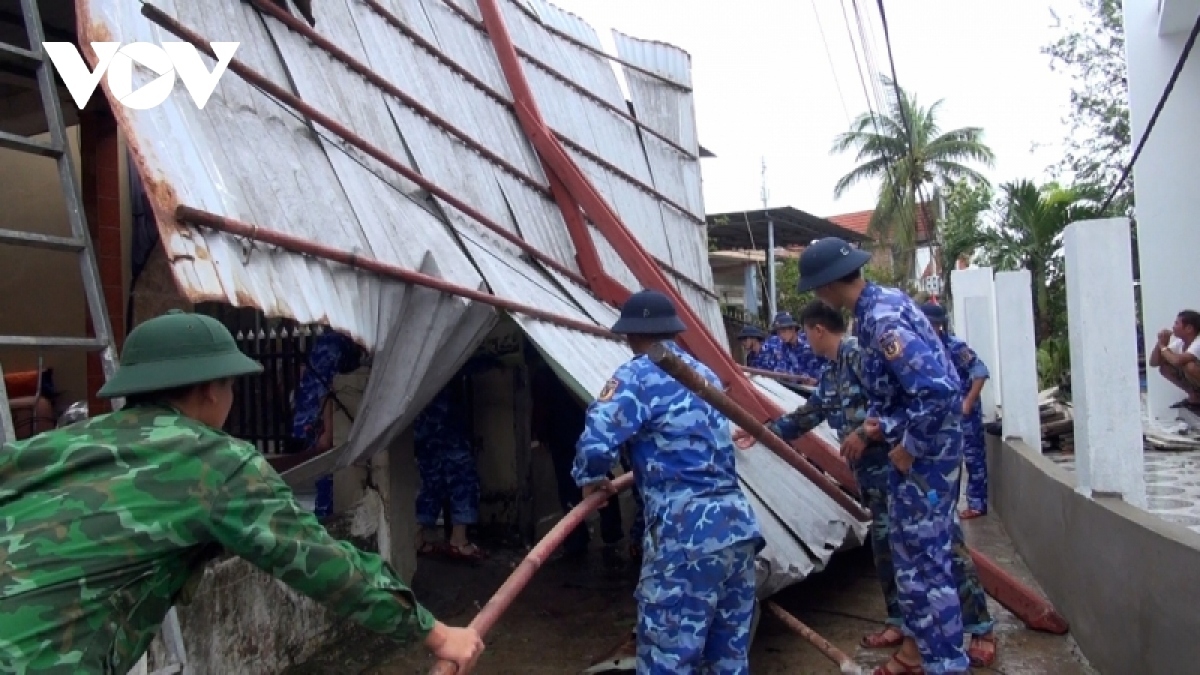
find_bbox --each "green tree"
[832,76,995,277]
[1044,0,1132,214]
[937,179,994,303]
[975,180,1101,344]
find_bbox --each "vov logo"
[42,42,240,111]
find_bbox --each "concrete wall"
[990,436,1200,674]
[147,486,396,675]
[1126,0,1200,421]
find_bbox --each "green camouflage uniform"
[0,404,434,674]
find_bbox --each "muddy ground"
[288,515,1094,674]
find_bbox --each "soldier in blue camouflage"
[799,238,969,675]
[413,381,484,562]
[759,311,825,383]
[737,324,769,370]
[920,304,991,519]
[0,310,483,674]
[574,289,765,674]
[739,301,997,667]
[292,328,362,452]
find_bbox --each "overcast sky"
[546,0,1079,219]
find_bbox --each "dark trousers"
[549,443,624,554]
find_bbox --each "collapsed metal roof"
[81,0,864,588]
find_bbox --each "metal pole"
[767,216,777,319]
[765,602,862,675]
[429,472,636,674]
[646,343,870,521]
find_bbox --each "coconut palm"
[832,77,994,277]
[976,180,1102,343]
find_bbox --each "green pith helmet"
[97,310,263,399]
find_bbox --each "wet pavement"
[288,510,1094,674]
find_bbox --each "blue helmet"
[771,311,798,330]
[797,237,872,292]
[611,289,687,335]
[737,324,767,341]
[920,302,948,325]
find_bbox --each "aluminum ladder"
[0,2,188,673]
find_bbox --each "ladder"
[0,2,187,674]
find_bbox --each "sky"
[545,0,1080,219]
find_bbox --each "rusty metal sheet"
[82,0,862,596]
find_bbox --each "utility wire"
[874,0,939,270]
[809,0,853,125]
[1098,11,1200,213]
[838,0,906,234]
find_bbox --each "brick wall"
[80,104,125,415]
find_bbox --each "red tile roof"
[826,204,933,244]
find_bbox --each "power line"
[1099,11,1200,213]
[808,0,853,125]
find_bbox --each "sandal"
[959,508,986,520]
[968,633,997,668]
[416,540,444,557]
[872,653,924,675]
[860,626,905,649]
[442,542,488,563]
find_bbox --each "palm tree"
[832,77,994,278]
[976,180,1101,343]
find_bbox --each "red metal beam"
[473,0,858,492]
[174,206,623,342]
[140,3,590,291]
[245,0,714,300]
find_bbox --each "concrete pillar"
[950,267,1001,421]
[1064,218,1145,508]
[994,270,1042,449]
[376,427,419,582]
[743,262,759,316]
[1125,0,1200,422]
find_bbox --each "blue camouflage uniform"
[853,283,970,673]
[413,388,480,527]
[942,334,991,514]
[574,342,765,674]
[759,332,825,380]
[745,347,769,370]
[292,330,361,448]
[767,336,992,639]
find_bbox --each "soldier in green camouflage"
[0,310,484,674]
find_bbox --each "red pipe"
[765,602,861,674]
[473,0,858,492]
[428,472,637,675]
[140,3,589,292]
[174,206,621,342]
[647,344,869,520]
[431,0,697,160]
[969,548,1070,634]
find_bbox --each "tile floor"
[1048,450,1200,532]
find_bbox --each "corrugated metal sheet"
[82,0,861,595]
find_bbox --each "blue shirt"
[941,333,990,414]
[292,330,360,444]
[852,283,962,460]
[767,337,891,471]
[413,389,470,452]
[573,342,764,576]
[759,333,825,380]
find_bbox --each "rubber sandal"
[443,542,488,563]
[959,508,986,520]
[871,653,924,675]
[860,627,905,649]
[416,540,444,557]
[968,633,997,668]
